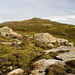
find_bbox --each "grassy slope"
[0,18,75,75]
[0,17,75,43]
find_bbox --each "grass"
[47,62,75,75]
[0,18,75,75]
[0,36,55,74]
[0,38,44,74]
[47,64,66,75]
[0,18,75,44]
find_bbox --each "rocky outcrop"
[7,68,24,75]
[55,37,68,45]
[34,33,56,44]
[30,59,64,75]
[56,51,75,62]
[7,66,13,70]
[55,37,74,46]
[55,37,68,43]
[30,46,75,75]
[66,42,74,47]
[0,26,22,38]
[34,33,74,47]
[45,46,75,54]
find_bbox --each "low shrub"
[47,64,66,75]
[65,60,75,68]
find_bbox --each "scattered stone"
[23,34,29,38]
[7,66,13,70]
[47,43,54,47]
[14,39,20,42]
[1,41,21,45]
[1,42,12,45]
[7,68,24,75]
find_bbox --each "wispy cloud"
[0,0,75,25]
[45,15,75,25]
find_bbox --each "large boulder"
[34,33,56,44]
[7,68,24,75]
[0,26,22,38]
[0,26,12,36]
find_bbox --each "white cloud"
[45,15,75,25]
[50,17,67,21]
[0,0,75,25]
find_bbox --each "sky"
[0,0,75,25]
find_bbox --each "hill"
[0,17,75,44]
[0,18,75,75]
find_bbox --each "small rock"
[0,26,22,38]
[7,68,24,75]
[47,43,54,47]
[8,66,13,70]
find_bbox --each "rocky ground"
[30,46,75,75]
[0,26,75,75]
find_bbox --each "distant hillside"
[0,17,75,44]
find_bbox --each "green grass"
[47,64,66,75]
[0,39,44,74]
[0,18,75,44]
[0,18,75,75]
[47,63,75,75]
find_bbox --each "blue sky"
[0,0,75,25]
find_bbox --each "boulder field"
[0,26,75,75]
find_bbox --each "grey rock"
[7,68,24,75]
[45,46,75,54]
[56,51,75,62]
[30,59,64,75]
[34,33,56,44]
[0,26,22,38]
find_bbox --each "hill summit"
[0,17,75,44]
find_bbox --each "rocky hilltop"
[0,18,75,75]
